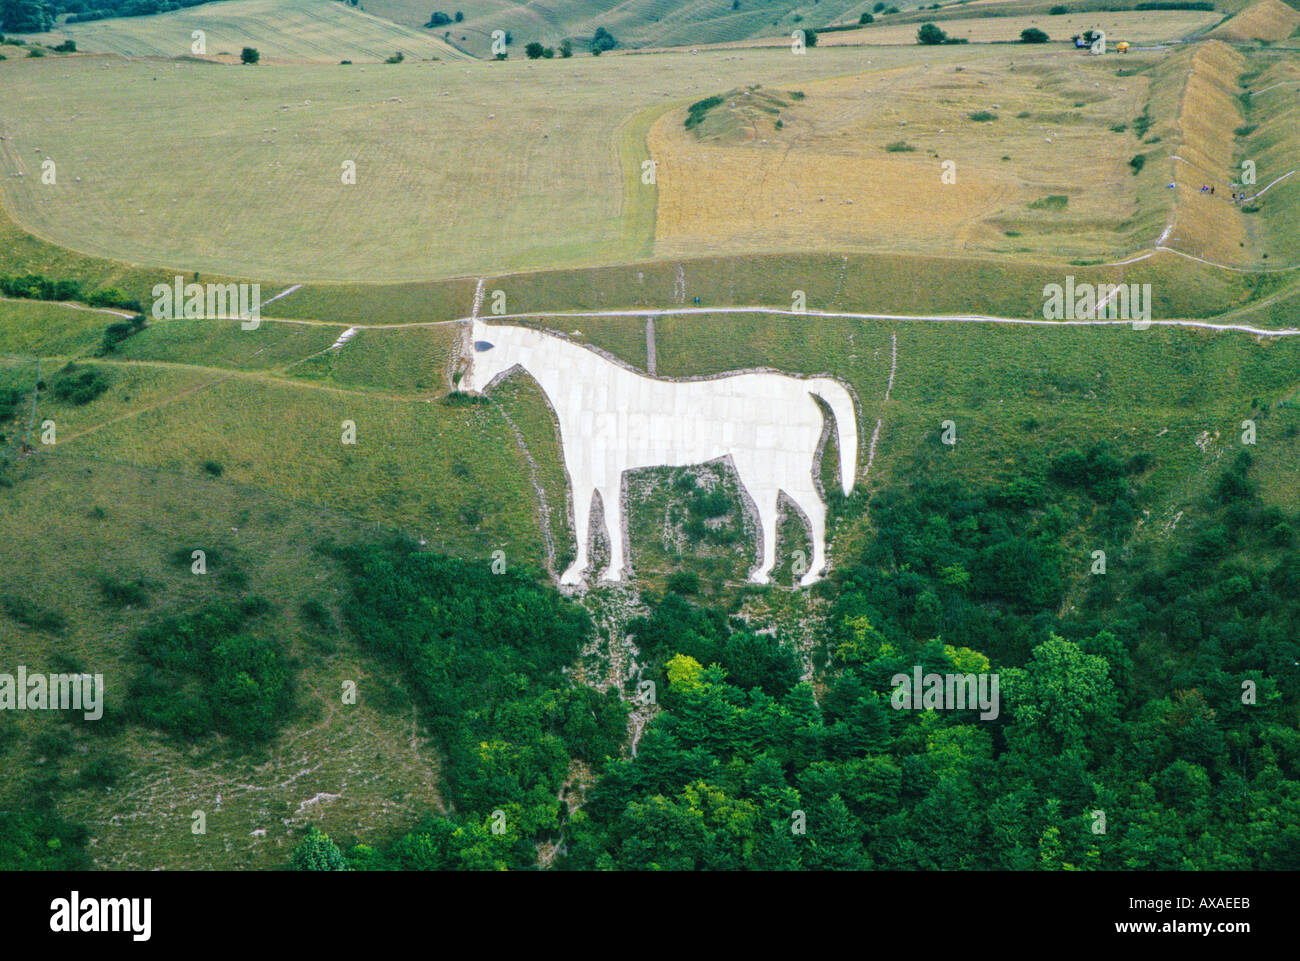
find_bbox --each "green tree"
[917,22,948,44]
[290,826,350,870]
[240,47,259,65]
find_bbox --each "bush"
[918,22,948,44]
[202,459,223,476]
[590,26,617,52]
[885,141,915,152]
[97,314,146,355]
[1050,4,1069,12]
[525,41,545,59]
[426,11,451,26]
[969,110,997,122]
[241,47,259,64]
[859,12,874,24]
[98,575,149,609]
[666,571,700,595]
[1,596,66,633]
[129,599,292,743]
[50,364,111,405]
[1021,28,1049,43]
[560,39,571,57]
[1129,153,1145,174]
[86,286,142,311]
[53,40,76,53]
[385,51,404,63]
[685,95,723,130]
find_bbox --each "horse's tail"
[807,378,858,496]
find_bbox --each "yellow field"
[1166,41,1250,265]
[651,52,1157,264]
[26,0,472,63]
[1211,0,1300,41]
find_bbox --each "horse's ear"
[474,340,495,352]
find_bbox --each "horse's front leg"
[598,474,626,582]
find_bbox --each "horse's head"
[460,318,516,394]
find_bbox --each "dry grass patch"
[1166,41,1251,264]
[1211,0,1300,41]
[651,57,1153,263]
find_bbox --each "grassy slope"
[0,454,451,869]
[361,0,931,53]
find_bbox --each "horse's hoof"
[748,570,772,585]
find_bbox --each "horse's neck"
[508,332,606,398]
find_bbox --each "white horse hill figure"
[460,318,858,587]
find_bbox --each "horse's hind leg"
[788,488,828,587]
[561,484,594,586]
[747,487,780,585]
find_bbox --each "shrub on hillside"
[50,364,111,405]
[918,22,948,44]
[1021,28,1049,43]
[97,314,146,355]
[241,47,259,64]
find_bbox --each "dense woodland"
[281,444,1300,871]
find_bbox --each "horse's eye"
[474,341,495,352]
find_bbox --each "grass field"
[0,39,1232,286]
[0,45,928,284]
[27,0,472,63]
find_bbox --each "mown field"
[2,33,1292,284]
[25,0,472,63]
[0,45,938,284]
